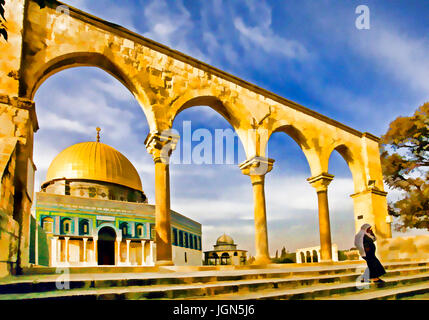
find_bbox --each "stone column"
[141,240,146,266]
[307,173,334,262]
[145,131,179,266]
[126,239,131,265]
[149,241,154,265]
[93,237,98,264]
[50,237,58,267]
[239,156,275,265]
[83,238,88,264]
[64,237,70,264]
[116,239,121,266]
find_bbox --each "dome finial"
[96,127,101,142]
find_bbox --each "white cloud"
[356,29,429,95]
[234,17,309,60]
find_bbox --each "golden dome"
[216,234,234,245]
[44,141,143,192]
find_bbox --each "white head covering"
[354,223,376,257]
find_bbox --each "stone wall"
[0,138,19,278]
[378,235,429,262]
[0,95,37,277]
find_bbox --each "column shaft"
[64,237,69,263]
[251,175,270,264]
[83,238,87,264]
[116,240,121,265]
[154,160,173,265]
[126,240,131,264]
[317,190,333,261]
[93,238,98,264]
[141,240,146,266]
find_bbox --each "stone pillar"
[307,173,334,262]
[149,241,154,265]
[350,189,392,239]
[126,239,131,265]
[116,239,121,265]
[93,237,98,264]
[239,156,274,265]
[50,237,58,267]
[83,238,88,264]
[141,240,146,266]
[64,237,70,264]
[0,95,38,275]
[145,131,179,266]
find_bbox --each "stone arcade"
[0,0,392,277]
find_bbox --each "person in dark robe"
[354,223,386,283]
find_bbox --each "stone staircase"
[0,260,428,300]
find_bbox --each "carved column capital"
[307,172,334,192]
[144,131,179,164]
[239,156,275,180]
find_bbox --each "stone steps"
[184,271,429,300]
[0,260,428,300]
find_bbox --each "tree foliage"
[381,102,429,231]
[0,0,7,41]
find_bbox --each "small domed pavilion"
[204,233,248,265]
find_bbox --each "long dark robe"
[363,234,386,279]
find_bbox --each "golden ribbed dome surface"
[216,234,234,245]
[45,141,143,191]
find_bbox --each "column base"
[319,259,333,264]
[252,256,272,265]
[155,260,174,266]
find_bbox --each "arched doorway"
[98,227,116,265]
[220,252,231,265]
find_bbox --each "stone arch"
[24,52,157,131]
[265,124,323,176]
[97,226,117,265]
[323,143,366,193]
[300,251,305,264]
[41,216,54,233]
[169,93,251,158]
[312,250,318,262]
[306,250,312,263]
[25,52,137,99]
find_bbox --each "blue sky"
[33,0,429,255]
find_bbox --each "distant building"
[296,244,339,263]
[204,234,247,266]
[30,132,202,267]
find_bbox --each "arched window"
[79,219,90,235]
[172,228,178,246]
[61,218,72,234]
[136,224,144,238]
[189,234,194,249]
[306,251,312,263]
[120,222,128,237]
[221,252,231,265]
[211,253,219,265]
[312,250,318,263]
[234,251,238,256]
[184,233,189,248]
[179,230,184,247]
[42,217,54,233]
